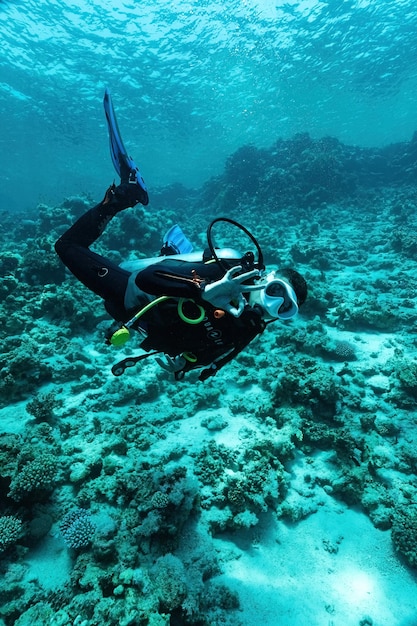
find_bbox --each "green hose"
[110,295,205,346]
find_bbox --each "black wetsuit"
[55,195,265,380]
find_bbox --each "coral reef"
[391,508,417,567]
[2,132,417,623]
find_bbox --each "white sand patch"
[327,328,401,365]
[0,400,31,434]
[215,502,417,626]
[24,533,72,591]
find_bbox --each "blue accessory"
[163,224,194,254]
[103,88,148,196]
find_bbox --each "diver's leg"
[54,183,143,307]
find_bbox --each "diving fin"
[163,224,194,255]
[103,88,149,205]
[111,351,160,377]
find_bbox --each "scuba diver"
[55,89,307,381]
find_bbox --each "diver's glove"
[202,266,263,318]
[155,354,187,374]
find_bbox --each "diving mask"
[251,273,299,320]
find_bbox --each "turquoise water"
[2,2,417,626]
[1,0,417,211]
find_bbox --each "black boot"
[104,179,149,211]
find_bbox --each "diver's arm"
[136,261,261,314]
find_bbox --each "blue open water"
[1,0,417,211]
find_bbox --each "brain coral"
[332,340,357,362]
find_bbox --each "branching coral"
[26,391,61,422]
[8,453,58,501]
[60,508,96,549]
[0,515,23,552]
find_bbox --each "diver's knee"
[54,236,65,258]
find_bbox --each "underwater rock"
[272,358,341,420]
[13,602,55,626]
[391,508,417,567]
[28,512,53,541]
[0,337,53,405]
[394,358,417,398]
[200,413,228,431]
[150,554,187,612]
[367,374,390,395]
